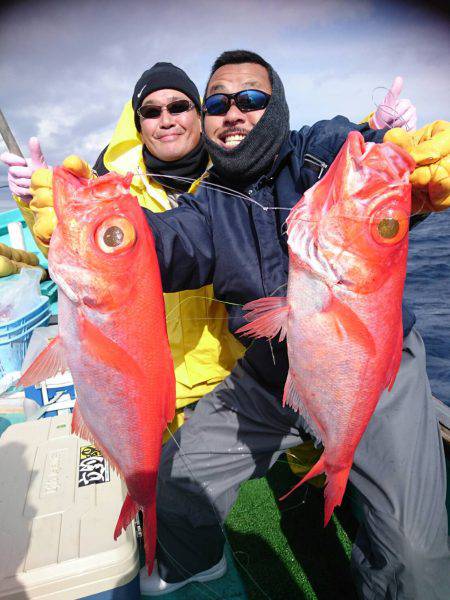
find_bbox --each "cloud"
[0,0,448,175]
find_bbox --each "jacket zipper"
[303,153,328,179]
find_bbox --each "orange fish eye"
[95,216,136,254]
[370,207,409,246]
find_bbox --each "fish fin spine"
[323,465,351,526]
[283,371,322,443]
[236,296,289,341]
[114,492,139,541]
[17,336,67,388]
[279,454,326,502]
[142,501,157,574]
[71,404,122,476]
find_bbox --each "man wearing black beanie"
[139,50,449,599]
[92,62,244,471]
[95,62,208,194]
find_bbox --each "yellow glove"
[29,156,93,255]
[384,120,450,213]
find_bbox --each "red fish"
[237,131,415,524]
[19,168,175,572]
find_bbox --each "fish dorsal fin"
[328,296,376,356]
[80,314,144,381]
[283,370,322,443]
[17,336,68,388]
[236,296,290,341]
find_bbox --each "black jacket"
[144,116,416,391]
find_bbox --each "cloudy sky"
[0,0,449,209]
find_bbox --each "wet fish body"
[238,131,415,523]
[20,168,175,572]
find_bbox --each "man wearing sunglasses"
[136,51,449,598]
[1,62,243,446]
[93,62,245,439]
[7,52,448,598]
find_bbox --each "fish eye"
[95,216,136,254]
[370,207,409,246]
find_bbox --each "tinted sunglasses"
[203,89,271,116]
[137,99,195,119]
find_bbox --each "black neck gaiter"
[142,139,209,193]
[203,67,290,188]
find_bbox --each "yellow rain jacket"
[102,101,244,432]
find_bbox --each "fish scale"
[237,131,415,524]
[18,167,175,574]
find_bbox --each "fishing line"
[138,171,292,213]
[371,85,411,132]
[164,426,275,600]
[370,86,447,217]
[164,296,244,323]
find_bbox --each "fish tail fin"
[236,296,289,341]
[323,465,351,526]
[279,454,326,502]
[142,501,157,574]
[114,493,139,542]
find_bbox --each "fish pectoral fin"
[283,370,322,444]
[17,335,68,388]
[236,296,290,341]
[328,296,376,356]
[80,314,144,380]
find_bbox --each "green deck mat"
[225,458,358,600]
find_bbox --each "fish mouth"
[48,266,80,304]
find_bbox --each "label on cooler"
[78,445,110,487]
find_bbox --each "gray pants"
[156,328,450,599]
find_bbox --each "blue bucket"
[0,308,51,346]
[0,310,51,385]
[0,297,49,335]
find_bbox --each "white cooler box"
[0,415,140,599]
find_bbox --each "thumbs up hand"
[0,137,48,203]
[370,76,417,132]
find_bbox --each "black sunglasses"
[203,89,271,116]
[137,99,195,120]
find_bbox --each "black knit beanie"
[132,62,201,132]
[202,57,290,187]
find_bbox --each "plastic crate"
[0,310,51,347]
[0,312,51,378]
[0,297,50,336]
[24,371,76,419]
